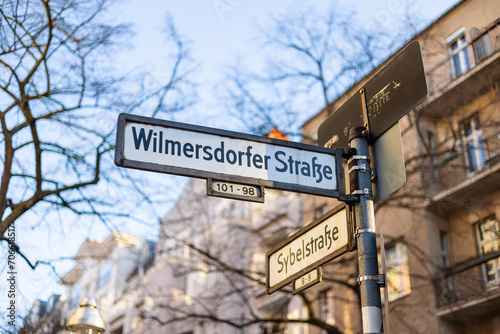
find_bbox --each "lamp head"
[66,297,106,334]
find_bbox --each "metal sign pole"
[349,127,383,334]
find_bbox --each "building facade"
[130,178,306,334]
[21,294,64,334]
[58,232,154,334]
[302,0,500,333]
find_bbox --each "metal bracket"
[348,163,370,175]
[357,274,386,287]
[348,154,373,199]
[354,228,376,238]
[343,194,360,204]
[348,155,371,163]
[351,188,371,197]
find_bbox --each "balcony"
[426,131,500,214]
[434,251,500,320]
[420,18,500,117]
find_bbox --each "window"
[314,205,328,219]
[471,27,492,63]
[164,238,190,261]
[70,285,81,309]
[197,322,215,334]
[428,132,439,181]
[111,326,123,334]
[187,262,208,297]
[440,231,453,291]
[215,200,236,220]
[461,113,486,172]
[173,241,190,260]
[320,289,335,331]
[287,296,308,334]
[476,216,500,287]
[447,28,470,78]
[385,242,411,302]
[97,259,112,288]
[250,252,265,282]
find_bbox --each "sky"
[2,0,459,325]
[112,0,459,129]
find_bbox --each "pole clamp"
[357,274,386,287]
[354,228,376,238]
[348,155,371,164]
[348,163,370,175]
[352,155,371,161]
[351,188,371,197]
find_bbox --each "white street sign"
[115,114,344,198]
[292,267,322,294]
[207,179,265,203]
[266,205,352,294]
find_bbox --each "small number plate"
[207,179,265,203]
[292,267,322,294]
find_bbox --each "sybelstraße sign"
[266,205,351,294]
[115,114,344,198]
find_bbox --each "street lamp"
[66,297,106,334]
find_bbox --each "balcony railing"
[427,131,500,197]
[426,18,500,94]
[484,132,500,166]
[434,250,500,313]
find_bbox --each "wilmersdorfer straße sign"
[115,113,345,198]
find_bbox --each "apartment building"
[57,232,155,334]
[301,0,500,333]
[21,294,64,334]
[130,178,305,334]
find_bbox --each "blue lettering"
[275,151,287,172]
[227,150,237,164]
[132,127,153,151]
[323,165,333,180]
[195,144,202,159]
[159,131,163,153]
[183,143,194,158]
[203,146,213,161]
[312,157,323,183]
[165,140,181,156]
[288,156,295,174]
[214,142,224,162]
[301,161,311,176]
[246,146,253,167]
[253,154,263,168]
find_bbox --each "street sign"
[318,40,427,148]
[292,267,322,294]
[207,178,265,203]
[370,122,406,203]
[266,205,352,294]
[115,113,344,198]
